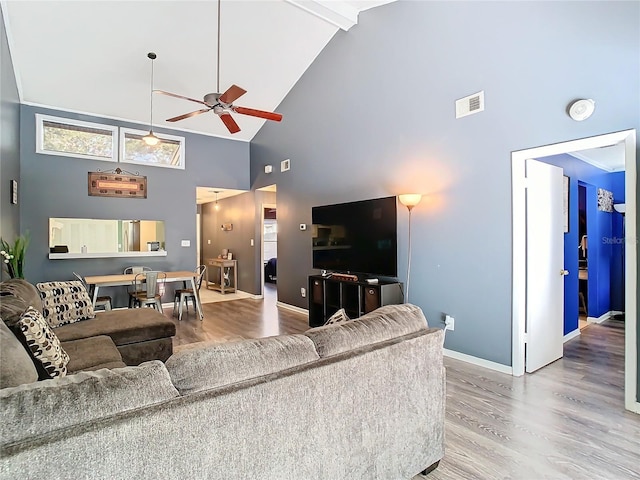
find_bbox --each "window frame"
[119,127,186,170]
[35,114,119,162]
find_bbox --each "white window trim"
[119,127,186,170]
[35,113,118,162]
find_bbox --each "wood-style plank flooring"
[163,293,640,479]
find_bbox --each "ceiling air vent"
[455,91,485,119]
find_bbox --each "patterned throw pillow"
[36,281,95,328]
[324,308,351,326]
[14,306,69,378]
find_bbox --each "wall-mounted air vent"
[455,91,485,119]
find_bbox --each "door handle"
[560,269,569,276]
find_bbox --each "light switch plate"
[181,240,190,247]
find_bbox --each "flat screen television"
[312,196,397,277]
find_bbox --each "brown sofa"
[0,278,176,388]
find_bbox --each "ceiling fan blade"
[219,113,241,134]
[155,90,211,106]
[166,109,210,122]
[233,106,283,122]
[219,84,247,104]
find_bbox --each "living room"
[1,1,639,478]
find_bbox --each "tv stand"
[308,275,404,327]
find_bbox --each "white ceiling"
[2,0,394,142]
[569,143,626,173]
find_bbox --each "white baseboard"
[564,328,581,343]
[443,348,513,375]
[587,310,617,324]
[276,301,309,316]
[629,401,640,415]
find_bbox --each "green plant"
[1,232,30,279]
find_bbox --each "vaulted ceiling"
[1,0,394,142]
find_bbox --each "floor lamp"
[398,194,422,303]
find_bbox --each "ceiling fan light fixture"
[143,131,160,146]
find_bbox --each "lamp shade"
[399,194,422,210]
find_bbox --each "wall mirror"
[49,218,165,254]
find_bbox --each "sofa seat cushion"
[305,303,429,358]
[62,335,126,373]
[0,360,179,447]
[165,334,319,395]
[53,308,176,346]
[0,320,38,388]
[0,279,43,328]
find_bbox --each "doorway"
[512,129,638,413]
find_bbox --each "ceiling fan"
[155,0,282,134]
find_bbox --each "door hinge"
[523,333,529,343]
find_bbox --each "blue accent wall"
[542,154,625,334]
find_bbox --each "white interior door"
[525,159,565,373]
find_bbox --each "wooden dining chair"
[72,272,112,311]
[131,271,166,313]
[172,265,206,321]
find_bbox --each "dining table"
[84,270,203,320]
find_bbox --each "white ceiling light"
[568,99,595,121]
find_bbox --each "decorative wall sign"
[597,188,613,212]
[221,223,233,231]
[88,168,147,199]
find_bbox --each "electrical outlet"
[300,287,306,298]
[444,315,455,331]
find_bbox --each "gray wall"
[201,192,258,294]
[250,0,640,372]
[0,5,21,280]
[20,105,250,306]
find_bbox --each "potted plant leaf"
[1,232,30,279]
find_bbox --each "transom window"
[119,128,185,170]
[36,114,118,162]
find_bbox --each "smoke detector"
[568,99,595,121]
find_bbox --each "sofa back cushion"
[0,360,179,446]
[0,279,43,328]
[304,303,429,358]
[0,320,38,388]
[165,334,319,395]
[36,281,95,328]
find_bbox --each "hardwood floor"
[423,317,640,480]
[164,297,640,479]
[166,283,308,347]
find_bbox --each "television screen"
[312,196,397,277]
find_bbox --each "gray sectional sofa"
[0,303,445,480]
[0,278,176,384]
